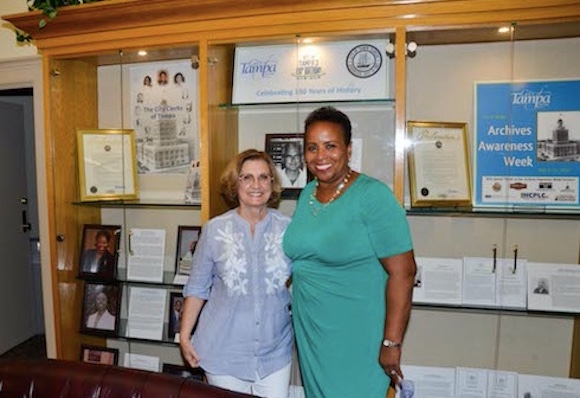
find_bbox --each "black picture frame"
[168,292,184,341]
[80,282,122,337]
[162,363,205,382]
[264,133,309,199]
[175,225,202,277]
[80,344,119,365]
[78,224,121,281]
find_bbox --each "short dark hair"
[304,106,352,145]
[95,230,111,243]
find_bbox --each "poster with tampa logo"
[474,79,580,209]
[232,40,389,104]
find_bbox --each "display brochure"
[527,262,580,313]
[455,367,518,398]
[518,373,580,398]
[461,257,527,309]
[474,79,580,209]
[123,353,161,372]
[126,286,167,341]
[397,365,456,398]
[412,257,463,305]
[127,228,166,282]
[396,366,578,398]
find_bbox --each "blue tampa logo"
[511,86,552,110]
[239,56,277,79]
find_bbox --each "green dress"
[283,174,413,398]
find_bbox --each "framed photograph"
[80,345,119,365]
[265,133,309,198]
[175,226,202,277]
[78,224,121,281]
[77,129,139,202]
[407,121,472,208]
[162,363,205,382]
[81,282,122,337]
[167,292,184,341]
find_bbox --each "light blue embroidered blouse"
[183,208,293,381]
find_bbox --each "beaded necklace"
[309,169,352,217]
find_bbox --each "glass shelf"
[406,206,580,220]
[413,302,579,318]
[74,200,201,209]
[116,269,186,287]
[219,98,396,108]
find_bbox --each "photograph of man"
[275,141,307,188]
[168,293,185,339]
[83,284,119,333]
[533,279,549,294]
[80,227,119,280]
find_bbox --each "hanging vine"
[16,0,106,42]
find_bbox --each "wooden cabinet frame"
[4,0,579,378]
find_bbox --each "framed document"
[162,363,205,381]
[174,225,201,284]
[80,345,119,365]
[77,129,139,202]
[167,292,184,341]
[407,121,472,208]
[265,133,309,199]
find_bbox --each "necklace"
[309,169,352,217]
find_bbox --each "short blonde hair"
[220,149,282,208]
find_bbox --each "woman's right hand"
[179,336,200,367]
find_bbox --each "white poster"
[233,40,389,104]
[126,286,167,341]
[127,228,166,283]
[129,60,200,175]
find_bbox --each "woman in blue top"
[283,107,417,398]
[180,149,293,398]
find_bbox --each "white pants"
[206,362,291,398]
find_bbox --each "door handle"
[21,210,31,233]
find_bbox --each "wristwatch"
[382,339,402,348]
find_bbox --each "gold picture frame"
[407,121,472,208]
[77,129,139,202]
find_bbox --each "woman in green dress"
[283,107,416,398]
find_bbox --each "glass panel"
[405,19,580,394]
[210,33,396,217]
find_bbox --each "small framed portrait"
[168,292,185,340]
[162,363,205,382]
[265,133,309,198]
[80,345,119,365]
[78,224,121,281]
[175,226,202,277]
[81,282,122,337]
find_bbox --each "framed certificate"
[407,121,472,208]
[77,129,139,202]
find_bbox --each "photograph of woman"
[179,149,293,398]
[79,226,119,280]
[283,106,417,398]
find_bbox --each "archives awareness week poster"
[474,79,580,209]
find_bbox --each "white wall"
[0,1,38,61]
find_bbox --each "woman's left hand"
[379,345,402,385]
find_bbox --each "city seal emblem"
[346,44,382,78]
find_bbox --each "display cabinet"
[4,0,579,392]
